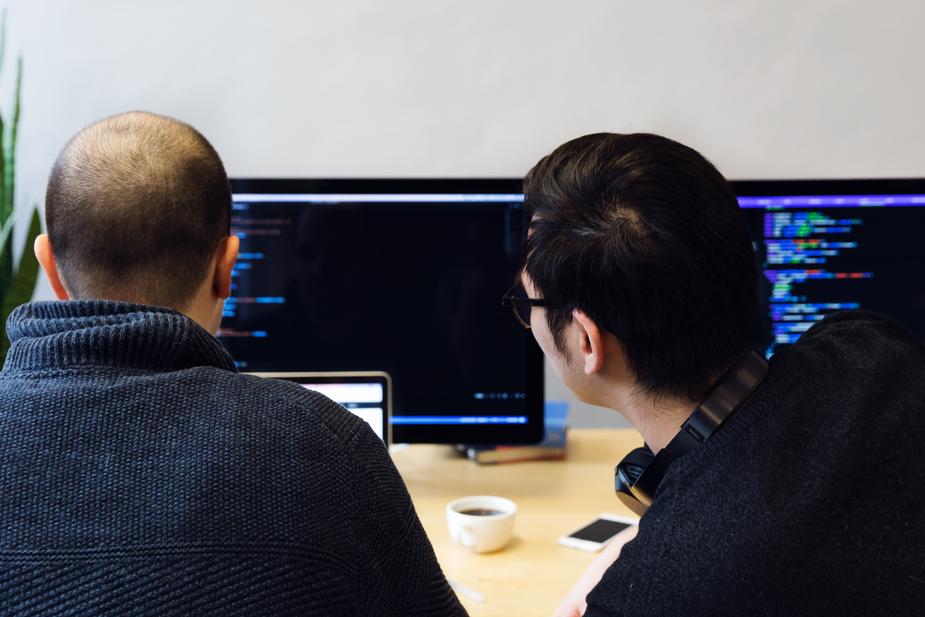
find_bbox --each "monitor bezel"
[228,178,545,445]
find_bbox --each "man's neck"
[608,390,699,453]
[181,279,222,334]
[634,407,692,452]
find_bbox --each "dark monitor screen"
[733,179,925,356]
[220,179,544,444]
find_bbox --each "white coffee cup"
[446,495,517,553]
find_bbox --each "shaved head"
[45,111,231,309]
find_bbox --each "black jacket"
[586,311,925,616]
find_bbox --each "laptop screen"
[297,380,387,442]
[249,372,391,443]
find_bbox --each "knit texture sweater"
[0,300,467,616]
[585,311,925,616]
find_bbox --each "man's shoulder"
[798,309,925,360]
[747,310,925,463]
[768,309,925,390]
[172,367,370,447]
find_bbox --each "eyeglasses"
[501,285,569,329]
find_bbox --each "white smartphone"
[558,513,639,552]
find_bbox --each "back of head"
[45,111,231,310]
[524,132,759,401]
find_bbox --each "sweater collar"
[2,300,237,373]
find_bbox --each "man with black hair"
[511,133,925,616]
[0,112,466,616]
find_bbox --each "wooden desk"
[392,429,643,617]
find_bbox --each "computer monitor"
[733,179,925,356]
[220,179,544,444]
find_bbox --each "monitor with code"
[220,180,544,445]
[733,179,925,356]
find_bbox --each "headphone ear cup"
[618,447,655,484]
[614,446,655,517]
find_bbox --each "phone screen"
[569,519,632,543]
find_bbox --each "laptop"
[248,371,392,444]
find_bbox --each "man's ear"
[212,234,239,300]
[572,308,605,376]
[34,234,70,300]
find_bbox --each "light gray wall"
[5,0,925,428]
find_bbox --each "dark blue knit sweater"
[0,301,466,616]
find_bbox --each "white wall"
[5,0,925,427]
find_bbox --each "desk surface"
[392,428,642,617]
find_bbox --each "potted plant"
[0,12,41,365]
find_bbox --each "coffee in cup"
[446,495,516,553]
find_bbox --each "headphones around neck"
[614,350,769,516]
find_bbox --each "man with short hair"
[510,133,925,616]
[0,112,466,616]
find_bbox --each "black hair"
[523,132,759,401]
[45,111,231,309]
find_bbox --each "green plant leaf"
[0,210,11,256]
[0,206,40,363]
[0,9,6,226]
[0,211,7,348]
[0,210,11,301]
[0,105,6,229]
[6,208,39,307]
[4,55,20,219]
